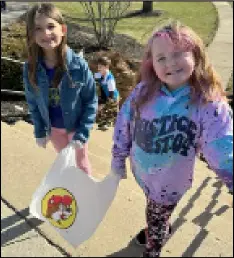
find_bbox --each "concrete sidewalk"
[1,2,29,28]
[1,2,233,257]
[1,120,233,257]
[208,2,233,88]
[1,199,66,257]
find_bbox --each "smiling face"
[151,36,195,90]
[97,64,108,77]
[34,13,65,51]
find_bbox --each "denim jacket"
[23,47,98,143]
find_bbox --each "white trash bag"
[29,144,120,248]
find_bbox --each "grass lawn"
[52,2,218,46]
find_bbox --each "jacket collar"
[37,45,81,71]
[65,46,81,70]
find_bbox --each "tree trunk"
[142,1,153,13]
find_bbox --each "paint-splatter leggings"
[142,198,177,257]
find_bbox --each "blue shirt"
[95,71,119,100]
[43,63,65,128]
[42,62,65,128]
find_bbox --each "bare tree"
[142,1,153,13]
[80,1,131,48]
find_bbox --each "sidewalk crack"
[1,196,72,257]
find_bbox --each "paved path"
[1,2,29,28]
[1,199,65,257]
[1,121,233,257]
[208,2,233,88]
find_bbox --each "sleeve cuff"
[111,166,127,179]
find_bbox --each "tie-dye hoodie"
[111,82,233,205]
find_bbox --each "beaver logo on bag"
[41,188,77,229]
[46,195,73,223]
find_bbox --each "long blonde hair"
[26,3,67,90]
[134,21,227,113]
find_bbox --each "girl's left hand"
[36,136,50,148]
[229,189,233,207]
[69,140,83,149]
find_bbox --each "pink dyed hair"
[133,21,226,114]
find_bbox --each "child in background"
[23,3,97,175]
[94,56,119,108]
[94,56,120,129]
[111,21,233,257]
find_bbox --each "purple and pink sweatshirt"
[111,82,233,205]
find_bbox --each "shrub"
[1,22,27,91]
[1,22,27,60]
[1,59,24,91]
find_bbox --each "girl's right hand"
[36,137,49,148]
[110,169,127,180]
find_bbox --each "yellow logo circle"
[41,188,77,229]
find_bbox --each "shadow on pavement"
[106,176,231,257]
[181,178,230,257]
[170,177,230,257]
[1,207,43,247]
[106,238,144,257]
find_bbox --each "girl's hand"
[69,140,83,149]
[36,137,49,148]
[110,169,127,180]
[229,189,233,207]
[229,188,233,195]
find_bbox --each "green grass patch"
[52,1,218,46]
[116,2,218,45]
